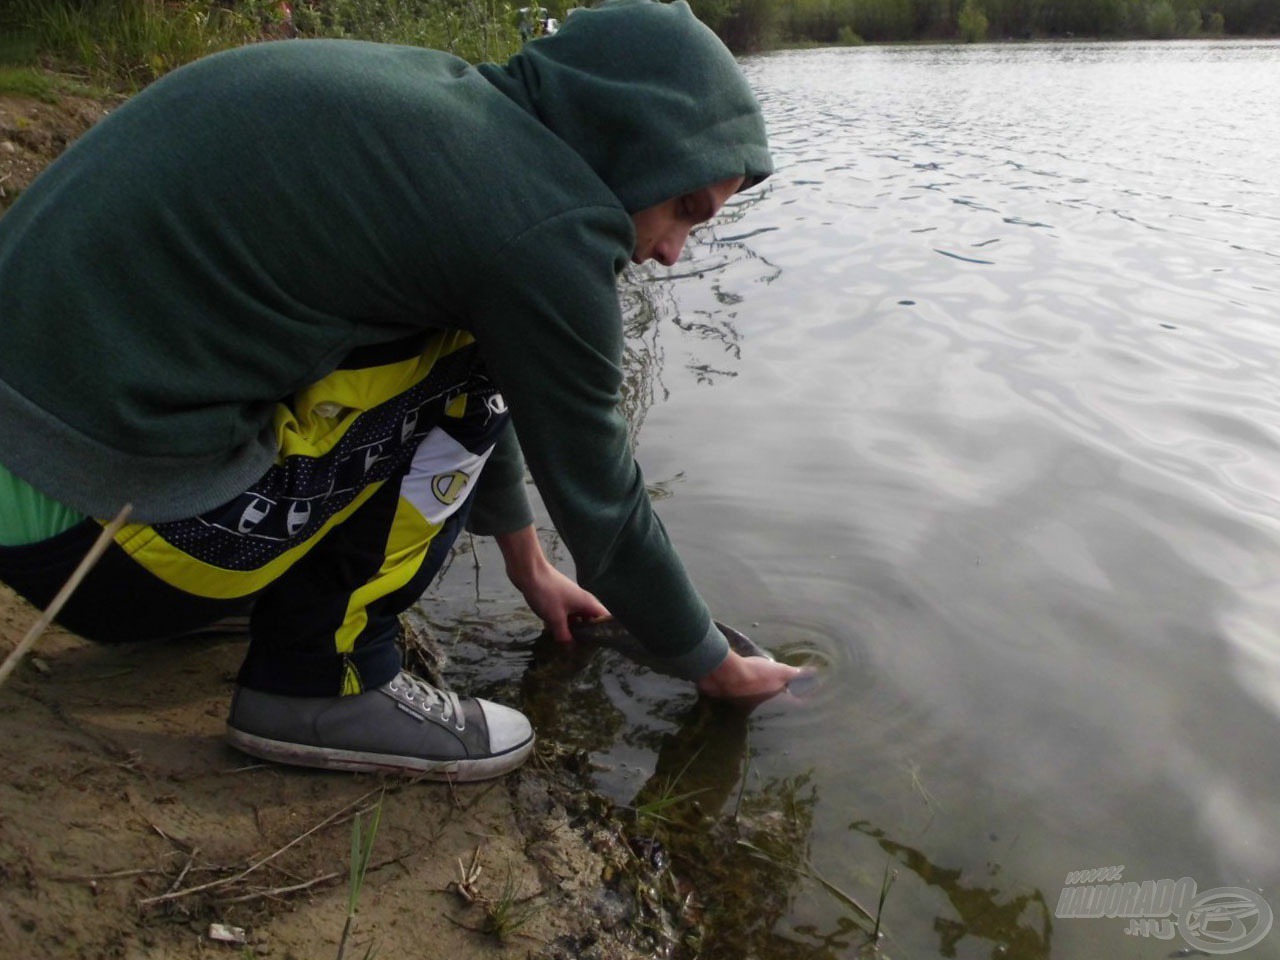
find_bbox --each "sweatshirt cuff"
[656,618,731,681]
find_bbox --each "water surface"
[428,40,1280,960]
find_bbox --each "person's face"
[630,175,745,266]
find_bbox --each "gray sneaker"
[225,671,534,781]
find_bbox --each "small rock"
[207,923,248,945]
[0,141,16,154]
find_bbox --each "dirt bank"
[0,581,674,960]
[0,93,112,211]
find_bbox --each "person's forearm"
[494,524,610,641]
[494,524,549,590]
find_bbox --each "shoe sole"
[225,726,534,782]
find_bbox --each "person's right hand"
[696,649,803,702]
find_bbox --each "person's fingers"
[551,616,574,644]
[564,591,608,622]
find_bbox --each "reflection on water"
[614,190,779,449]
[426,39,1280,960]
[850,821,1054,959]
[513,635,1059,958]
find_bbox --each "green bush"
[1146,0,1178,34]
[1206,9,1225,32]
[851,0,913,39]
[1176,3,1202,32]
[836,22,864,41]
[957,0,989,39]
[1113,0,1140,32]
[778,0,841,42]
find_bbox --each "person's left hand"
[515,560,609,643]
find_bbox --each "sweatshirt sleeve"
[467,206,729,681]
[466,424,535,536]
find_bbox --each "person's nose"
[652,224,693,267]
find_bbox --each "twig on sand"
[216,870,342,905]
[0,503,133,690]
[163,847,200,896]
[220,763,270,775]
[138,787,382,908]
[51,867,167,883]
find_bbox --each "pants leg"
[0,520,250,642]
[237,473,474,697]
[0,331,507,696]
[0,467,472,695]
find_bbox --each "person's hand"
[515,560,609,643]
[496,525,608,642]
[696,649,804,702]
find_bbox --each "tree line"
[677,0,1278,48]
[7,0,1276,88]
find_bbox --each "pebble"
[207,924,247,945]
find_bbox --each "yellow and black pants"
[0,330,510,697]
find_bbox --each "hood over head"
[479,0,772,214]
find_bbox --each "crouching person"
[0,0,800,781]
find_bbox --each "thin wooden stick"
[0,503,132,689]
[163,847,200,896]
[213,870,341,905]
[50,867,165,883]
[138,787,380,907]
[215,852,407,906]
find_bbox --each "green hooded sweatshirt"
[0,0,773,679]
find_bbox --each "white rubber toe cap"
[477,699,534,754]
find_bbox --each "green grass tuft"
[336,789,385,960]
[481,866,541,942]
[12,0,261,90]
[8,0,519,93]
[0,67,57,102]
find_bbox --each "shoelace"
[391,672,465,731]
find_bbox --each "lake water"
[424,40,1280,959]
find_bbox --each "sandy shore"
[0,582,665,960]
